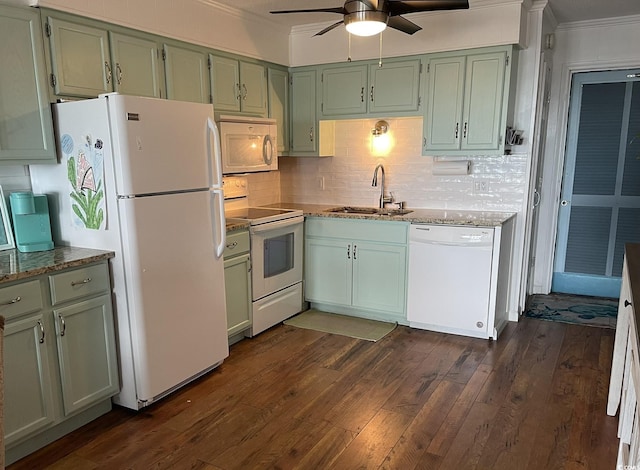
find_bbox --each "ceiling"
[217,0,640,28]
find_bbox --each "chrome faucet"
[372,164,393,209]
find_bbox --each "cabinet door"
[224,253,252,336]
[424,56,465,151]
[110,32,162,98]
[47,17,113,98]
[321,65,367,116]
[4,313,55,446]
[210,55,240,112]
[240,61,268,116]
[290,70,317,153]
[163,44,209,103]
[0,6,56,164]
[305,237,352,306]
[462,51,506,151]
[369,60,421,114]
[352,241,407,317]
[53,294,119,416]
[268,68,289,153]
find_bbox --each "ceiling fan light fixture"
[344,10,388,36]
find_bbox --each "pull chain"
[378,32,383,67]
[348,32,352,62]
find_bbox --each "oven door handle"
[249,216,304,234]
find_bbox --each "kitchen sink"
[327,206,413,216]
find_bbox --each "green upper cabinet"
[268,67,289,153]
[423,46,513,155]
[319,58,422,118]
[210,55,268,116]
[290,69,318,154]
[0,6,56,164]
[321,64,368,116]
[109,32,162,98]
[368,59,421,114]
[163,43,209,103]
[46,17,113,98]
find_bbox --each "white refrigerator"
[30,93,229,410]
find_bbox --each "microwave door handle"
[207,117,223,187]
[263,134,273,165]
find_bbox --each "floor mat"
[524,293,618,328]
[283,309,397,341]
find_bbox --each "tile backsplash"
[0,166,32,194]
[278,117,528,213]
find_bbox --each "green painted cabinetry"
[45,17,113,98]
[423,47,514,155]
[223,230,252,340]
[3,261,118,464]
[45,12,164,100]
[268,67,289,153]
[290,69,318,154]
[304,217,408,322]
[109,32,163,98]
[0,6,56,165]
[319,58,422,118]
[163,43,209,103]
[210,55,268,115]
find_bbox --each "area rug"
[524,293,618,329]
[283,309,396,341]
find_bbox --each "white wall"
[530,14,640,293]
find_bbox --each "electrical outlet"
[473,179,490,193]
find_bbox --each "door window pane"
[263,232,293,278]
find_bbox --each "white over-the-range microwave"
[218,115,278,174]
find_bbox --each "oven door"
[250,216,304,300]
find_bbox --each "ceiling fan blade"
[314,20,345,36]
[270,7,346,15]
[387,0,469,15]
[387,15,422,34]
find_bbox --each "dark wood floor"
[9,316,619,470]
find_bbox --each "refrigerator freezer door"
[107,94,219,195]
[118,190,228,403]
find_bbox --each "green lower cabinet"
[4,312,56,446]
[53,294,119,416]
[224,253,252,337]
[2,261,119,464]
[304,217,408,322]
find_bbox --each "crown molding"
[197,0,291,35]
[557,13,640,31]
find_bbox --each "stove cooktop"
[225,207,303,225]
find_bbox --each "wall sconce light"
[371,120,391,156]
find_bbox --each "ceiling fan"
[270,0,470,37]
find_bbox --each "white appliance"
[218,115,277,174]
[30,93,229,410]
[223,176,303,335]
[407,224,497,339]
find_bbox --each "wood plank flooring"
[9,316,619,469]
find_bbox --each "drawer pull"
[71,278,92,287]
[1,296,21,306]
[59,314,66,337]
[226,241,238,249]
[38,320,45,344]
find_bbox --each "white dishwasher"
[407,224,496,339]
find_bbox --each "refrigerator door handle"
[212,188,226,259]
[207,117,223,188]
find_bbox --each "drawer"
[49,263,110,305]
[0,280,43,320]
[224,230,250,258]
[306,217,408,244]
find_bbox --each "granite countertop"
[226,218,250,233]
[263,203,515,227]
[0,246,115,284]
